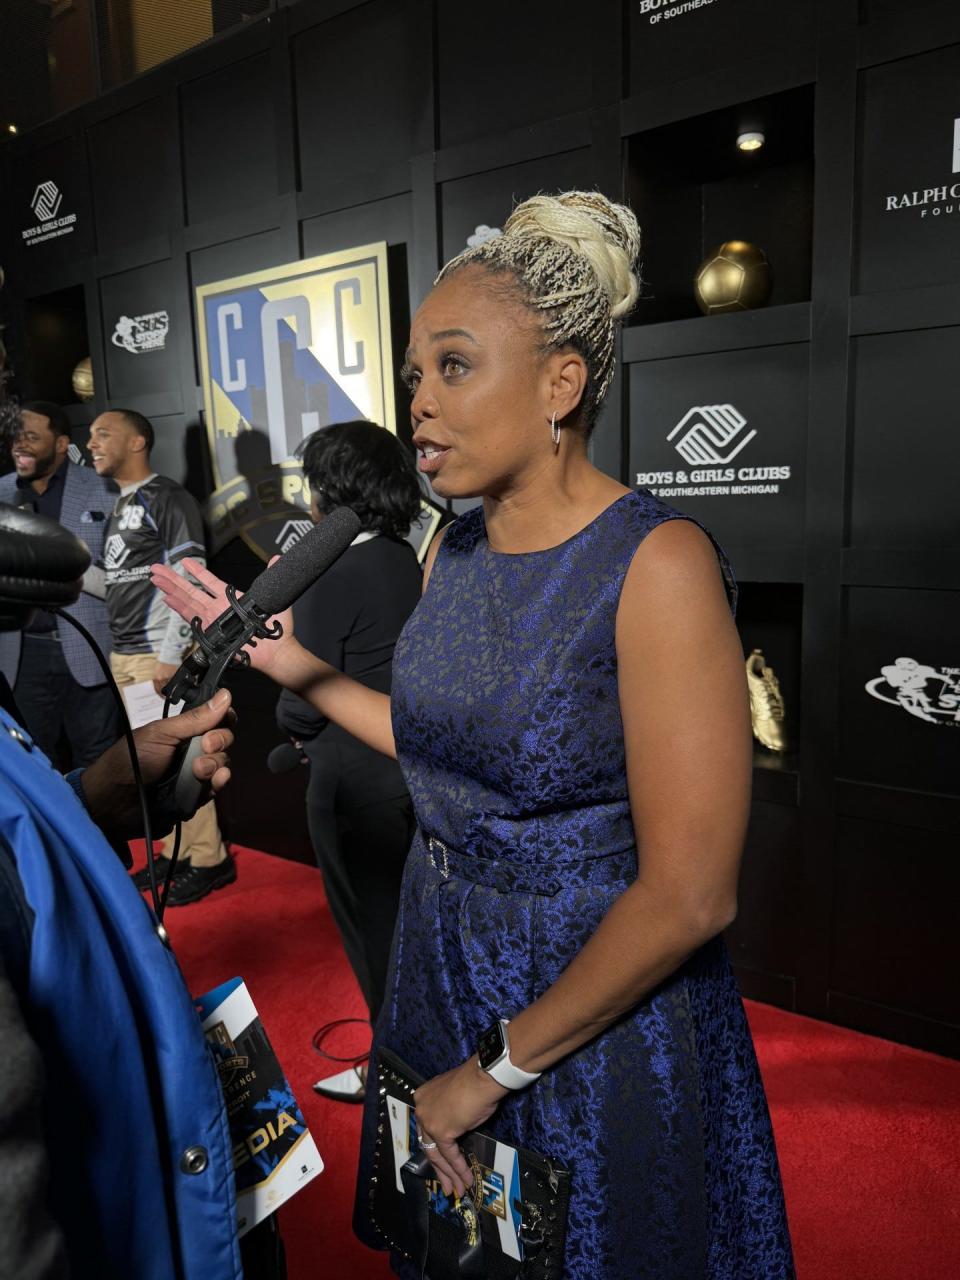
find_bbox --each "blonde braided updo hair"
[436,190,642,430]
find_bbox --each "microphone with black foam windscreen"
[0,503,89,628]
[160,506,360,817]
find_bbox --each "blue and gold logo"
[196,244,396,560]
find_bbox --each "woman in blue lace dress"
[153,190,794,1278]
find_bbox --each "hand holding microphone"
[82,689,236,840]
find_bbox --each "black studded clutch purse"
[370,1047,570,1280]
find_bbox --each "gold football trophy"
[746,649,787,753]
[72,356,94,402]
[694,241,772,315]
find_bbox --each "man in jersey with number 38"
[89,408,235,904]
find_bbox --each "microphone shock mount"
[162,584,283,712]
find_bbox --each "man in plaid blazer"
[0,401,119,766]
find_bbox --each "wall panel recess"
[181,53,277,225]
[89,97,170,252]
[294,1,424,194]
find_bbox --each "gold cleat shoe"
[746,648,787,752]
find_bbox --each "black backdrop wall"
[1,0,958,1057]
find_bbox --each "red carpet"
[151,846,960,1279]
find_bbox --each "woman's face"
[403,267,556,500]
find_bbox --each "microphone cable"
[311,1017,372,1069]
[52,609,171,923]
[54,611,215,925]
[160,690,183,922]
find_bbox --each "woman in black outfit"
[276,420,423,1100]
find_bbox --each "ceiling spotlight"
[737,131,764,152]
[6,124,17,135]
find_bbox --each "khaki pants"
[110,652,226,868]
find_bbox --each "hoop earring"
[550,412,560,449]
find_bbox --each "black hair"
[20,400,71,438]
[113,408,155,453]
[298,421,423,539]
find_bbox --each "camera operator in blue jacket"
[0,502,243,1280]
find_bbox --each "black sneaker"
[131,855,176,892]
[164,854,237,907]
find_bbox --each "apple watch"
[477,1018,542,1090]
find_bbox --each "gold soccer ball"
[694,241,772,316]
[72,356,94,402]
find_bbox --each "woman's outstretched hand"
[149,557,298,681]
[150,557,394,753]
[413,1059,508,1198]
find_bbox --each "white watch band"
[481,1019,542,1090]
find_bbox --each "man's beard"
[15,444,58,479]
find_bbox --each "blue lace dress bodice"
[354,489,794,1279]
